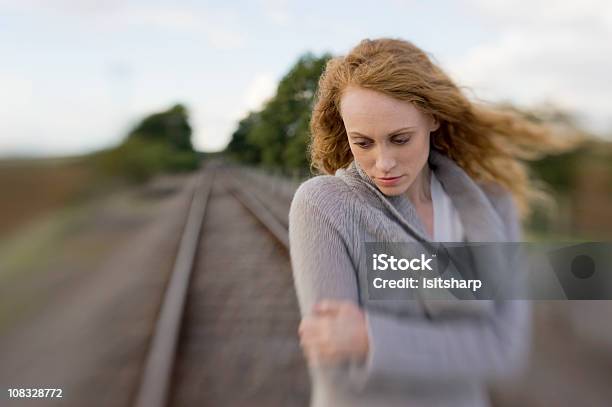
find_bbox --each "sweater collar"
[335,148,506,242]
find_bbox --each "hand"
[298,299,369,367]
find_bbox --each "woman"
[288,38,575,407]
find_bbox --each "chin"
[377,184,408,197]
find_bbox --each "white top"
[431,169,465,242]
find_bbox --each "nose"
[375,148,397,175]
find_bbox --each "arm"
[349,187,531,387]
[350,300,530,387]
[289,177,360,318]
[290,178,531,388]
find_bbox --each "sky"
[1,0,611,157]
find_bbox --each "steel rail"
[226,175,290,250]
[133,167,292,407]
[134,169,214,407]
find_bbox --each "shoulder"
[289,175,354,226]
[291,175,353,211]
[294,174,352,197]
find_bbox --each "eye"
[353,141,373,149]
[392,136,411,145]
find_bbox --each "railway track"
[133,164,612,407]
[134,165,308,407]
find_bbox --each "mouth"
[376,175,404,186]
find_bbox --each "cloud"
[0,1,248,50]
[244,73,277,112]
[187,73,279,152]
[0,0,124,15]
[468,0,612,29]
[190,108,238,152]
[107,6,248,50]
[448,0,612,134]
[189,73,278,152]
[0,73,33,111]
[0,69,129,157]
[260,0,292,25]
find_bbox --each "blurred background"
[1,0,611,406]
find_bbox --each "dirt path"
[0,172,199,407]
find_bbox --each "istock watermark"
[362,242,612,301]
[370,252,482,292]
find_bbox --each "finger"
[302,336,335,357]
[302,344,319,364]
[299,317,318,334]
[313,300,341,316]
[300,331,326,349]
[304,346,335,368]
[306,348,340,367]
[300,333,314,348]
[299,319,323,339]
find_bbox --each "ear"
[429,115,440,132]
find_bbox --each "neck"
[406,165,432,205]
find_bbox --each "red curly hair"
[309,38,582,219]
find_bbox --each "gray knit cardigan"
[288,148,531,407]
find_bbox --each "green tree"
[226,52,331,173]
[94,103,199,183]
[128,104,194,152]
[226,112,262,164]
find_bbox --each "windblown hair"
[309,38,582,219]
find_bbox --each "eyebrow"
[348,127,416,138]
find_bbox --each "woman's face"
[340,86,439,197]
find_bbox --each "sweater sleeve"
[289,177,531,389]
[288,176,360,317]
[350,300,531,388]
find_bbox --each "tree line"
[93,50,608,196]
[92,103,199,183]
[225,52,331,174]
